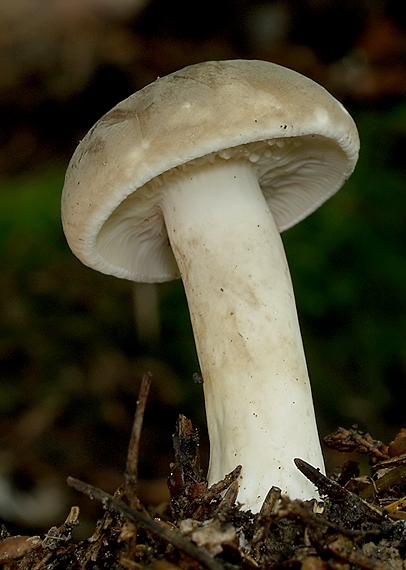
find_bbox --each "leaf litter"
[2,375,406,569]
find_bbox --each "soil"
[1,375,406,569]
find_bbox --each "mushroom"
[62,60,359,512]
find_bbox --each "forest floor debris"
[2,375,406,569]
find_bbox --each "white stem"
[161,159,324,511]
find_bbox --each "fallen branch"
[67,476,225,570]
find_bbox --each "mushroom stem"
[161,158,324,512]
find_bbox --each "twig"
[67,476,225,570]
[294,458,384,523]
[359,464,406,501]
[124,372,152,506]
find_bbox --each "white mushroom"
[62,60,359,512]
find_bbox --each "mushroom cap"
[62,59,359,283]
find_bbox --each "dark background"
[1,0,406,534]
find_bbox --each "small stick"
[67,476,225,570]
[294,458,384,522]
[124,372,152,506]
